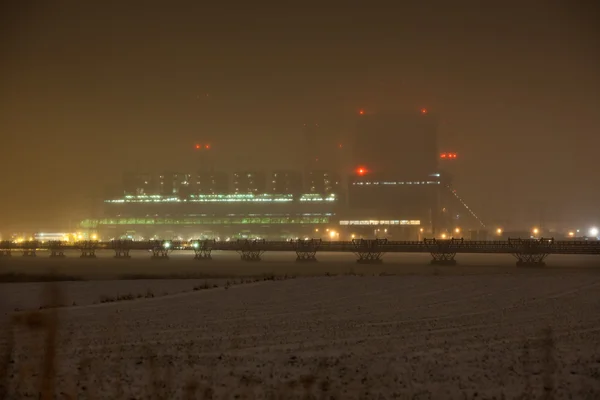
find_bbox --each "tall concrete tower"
[352,109,439,180]
[347,109,442,234]
[193,143,215,172]
[302,123,320,173]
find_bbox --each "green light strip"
[80,216,331,228]
[107,193,337,203]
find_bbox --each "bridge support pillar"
[151,241,171,260]
[48,241,66,258]
[78,241,98,258]
[112,240,132,259]
[192,240,214,260]
[0,241,11,257]
[22,249,36,257]
[509,238,552,267]
[114,249,131,258]
[430,253,457,265]
[512,253,548,267]
[19,241,39,257]
[352,239,387,264]
[151,249,170,259]
[240,251,263,261]
[294,239,321,262]
[425,238,463,266]
[237,239,266,262]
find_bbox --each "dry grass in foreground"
[0,272,84,283]
[0,271,300,284]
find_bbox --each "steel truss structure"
[236,239,266,261]
[424,238,460,265]
[191,240,213,260]
[150,241,172,260]
[48,241,66,258]
[78,241,98,258]
[294,239,322,262]
[508,238,553,267]
[352,239,387,264]
[111,240,132,259]
[2,238,600,266]
[6,241,39,257]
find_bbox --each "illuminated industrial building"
[353,110,438,178]
[158,172,192,196]
[271,170,303,194]
[82,170,340,239]
[306,170,340,194]
[233,171,266,194]
[81,110,483,240]
[194,171,229,194]
[123,172,193,196]
[346,110,443,237]
[123,172,157,196]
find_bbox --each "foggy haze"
[1,1,599,230]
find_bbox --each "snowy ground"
[3,267,600,399]
[0,279,227,314]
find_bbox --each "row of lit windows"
[80,216,333,228]
[339,220,421,226]
[110,193,337,203]
[123,193,336,199]
[352,181,441,186]
[133,172,333,181]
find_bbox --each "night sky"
[1,1,599,230]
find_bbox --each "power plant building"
[270,170,303,194]
[233,171,267,194]
[194,171,229,194]
[82,110,480,239]
[345,110,442,234]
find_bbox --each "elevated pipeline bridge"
[1,238,600,266]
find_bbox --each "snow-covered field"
[0,279,228,314]
[3,266,600,399]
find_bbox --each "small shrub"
[116,293,135,301]
[193,281,212,291]
[99,295,116,303]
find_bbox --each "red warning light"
[205,144,210,149]
[421,108,428,115]
[440,152,458,159]
[359,109,365,115]
[338,143,343,149]
[356,166,368,176]
[195,144,201,149]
